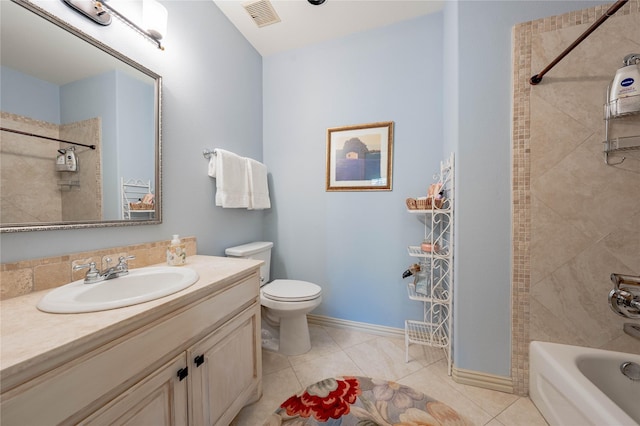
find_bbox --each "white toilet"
[225,241,322,356]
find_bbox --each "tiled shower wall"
[1,113,63,223]
[0,112,102,223]
[59,118,103,221]
[512,0,640,395]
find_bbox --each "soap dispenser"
[167,234,186,266]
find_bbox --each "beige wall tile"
[0,269,33,300]
[0,236,198,298]
[512,0,639,395]
[33,261,71,292]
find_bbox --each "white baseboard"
[308,314,515,394]
[307,314,404,339]
[452,366,514,394]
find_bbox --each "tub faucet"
[73,255,135,284]
[609,273,640,319]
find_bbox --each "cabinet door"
[79,354,188,426]
[188,304,261,426]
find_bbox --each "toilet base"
[278,314,311,356]
[261,324,280,352]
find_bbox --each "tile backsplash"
[0,237,197,300]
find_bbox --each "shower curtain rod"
[0,127,96,150]
[530,0,628,85]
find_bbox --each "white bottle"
[609,54,640,116]
[167,234,186,266]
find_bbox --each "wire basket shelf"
[405,320,449,348]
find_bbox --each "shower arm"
[529,0,628,85]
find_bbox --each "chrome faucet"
[609,273,640,319]
[608,273,640,341]
[73,255,135,284]
[609,273,640,318]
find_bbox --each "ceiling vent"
[243,0,281,28]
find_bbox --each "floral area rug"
[264,376,467,425]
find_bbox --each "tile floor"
[231,325,549,425]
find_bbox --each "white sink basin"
[37,267,200,313]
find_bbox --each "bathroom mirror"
[0,0,161,232]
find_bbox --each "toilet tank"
[225,241,273,285]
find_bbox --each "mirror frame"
[1,0,162,232]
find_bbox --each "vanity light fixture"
[62,0,168,50]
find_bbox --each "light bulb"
[143,0,167,40]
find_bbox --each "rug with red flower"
[264,375,466,425]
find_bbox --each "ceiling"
[1,0,444,85]
[212,0,444,57]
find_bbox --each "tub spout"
[623,323,640,341]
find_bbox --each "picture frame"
[326,121,394,191]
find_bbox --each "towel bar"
[203,149,217,159]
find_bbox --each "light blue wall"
[450,0,609,376]
[61,71,119,218]
[115,72,155,194]
[263,13,444,328]
[1,0,612,379]
[61,70,155,219]
[263,0,609,377]
[0,0,263,262]
[1,66,60,123]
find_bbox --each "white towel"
[207,154,217,178]
[213,149,250,208]
[246,158,271,210]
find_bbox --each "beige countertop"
[0,255,261,388]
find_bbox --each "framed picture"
[326,121,394,191]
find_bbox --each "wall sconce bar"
[62,0,166,50]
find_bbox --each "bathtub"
[530,341,640,426]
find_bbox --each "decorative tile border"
[510,0,638,396]
[0,237,197,300]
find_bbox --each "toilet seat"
[262,279,322,302]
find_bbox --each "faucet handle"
[116,255,136,270]
[73,262,100,282]
[611,273,640,289]
[73,261,97,272]
[118,255,135,263]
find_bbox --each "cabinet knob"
[194,354,205,367]
[177,367,189,381]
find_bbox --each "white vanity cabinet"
[79,353,190,425]
[0,256,262,426]
[188,305,260,426]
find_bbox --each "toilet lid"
[262,280,322,302]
